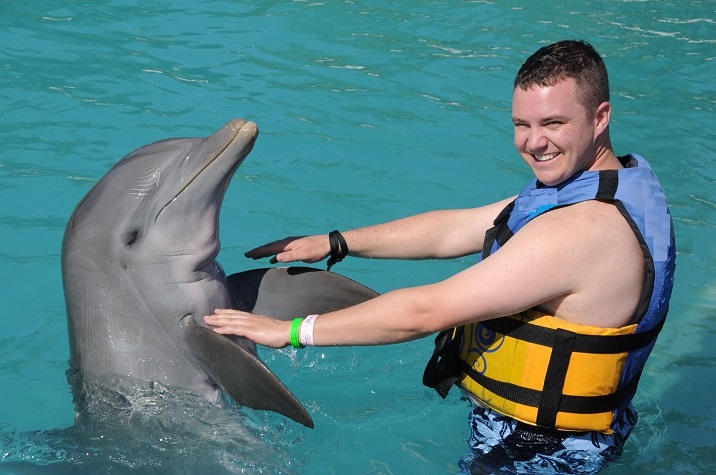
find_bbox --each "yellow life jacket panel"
[458,309,663,433]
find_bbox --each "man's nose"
[526,127,548,151]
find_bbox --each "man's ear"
[594,101,611,134]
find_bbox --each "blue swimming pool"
[1,1,714,473]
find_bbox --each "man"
[205,40,675,473]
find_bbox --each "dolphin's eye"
[125,230,140,247]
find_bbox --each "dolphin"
[61,118,378,429]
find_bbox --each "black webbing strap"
[537,329,577,427]
[481,201,515,259]
[613,200,656,327]
[479,316,665,354]
[596,169,619,200]
[422,327,464,398]
[459,358,643,415]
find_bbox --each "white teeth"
[535,153,558,162]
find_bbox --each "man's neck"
[589,136,621,172]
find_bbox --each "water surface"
[1,1,714,473]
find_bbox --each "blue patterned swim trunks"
[458,403,638,474]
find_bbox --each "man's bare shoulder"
[536,199,629,232]
[502,200,631,259]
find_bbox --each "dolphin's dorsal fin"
[184,317,314,428]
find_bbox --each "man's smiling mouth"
[534,152,559,162]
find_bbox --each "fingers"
[203,308,248,325]
[203,310,290,348]
[244,236,304,260]
[244,235,331,264]
[213,308,241,314]
[204,309,246,329]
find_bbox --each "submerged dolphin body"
[61,119,378,429]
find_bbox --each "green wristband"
[290,318,304,349]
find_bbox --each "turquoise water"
[1,0,714,473]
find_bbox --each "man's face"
[511,78,601,186]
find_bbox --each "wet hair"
[514,40,609,113]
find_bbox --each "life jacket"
[423,154,676,434]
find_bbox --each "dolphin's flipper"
[185,318,315,428]
[227,266,379,320]
[200,266,378,428]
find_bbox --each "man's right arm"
[244,196,515,264]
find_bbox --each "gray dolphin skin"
[61,118,378,429]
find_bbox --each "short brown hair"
[514,40,610,114]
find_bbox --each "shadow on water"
[0,369,303,474]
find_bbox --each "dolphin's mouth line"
[154,123,245,223]
[154,156,221,221]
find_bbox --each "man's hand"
[244,235,331,264]
[203,309,292,348]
